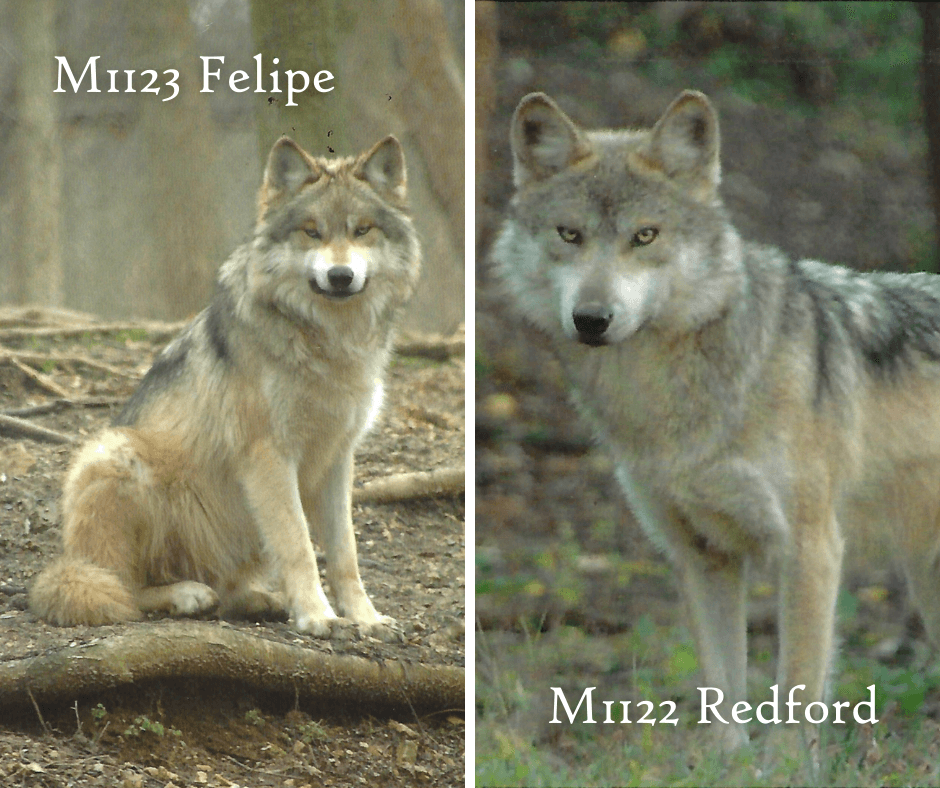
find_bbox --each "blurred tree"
[251,0,464,333]
[251,0,343,156]
[921,3,940,272]
[7,0,62,306]
[2,0,462,331]
[130,2,227,318]
[475,1,498,270]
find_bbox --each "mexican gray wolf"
[493,88,940,747]
[30,134,421,641]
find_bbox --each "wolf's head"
[244,135,420,328]
[495,90,743,347]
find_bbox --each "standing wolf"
[493,90,940,747]
[30,134,421,640]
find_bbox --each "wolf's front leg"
[301,449,400,642]
[673,533,749,750]
[619,471,750,748]
[238,443,336,637]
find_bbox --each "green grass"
[476,610,940,787]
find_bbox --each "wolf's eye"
[557,226,583,245]
[305,227,322,240]
[353,225,372,238]
[632,227,658,246]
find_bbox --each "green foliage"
[477,525,586,611]
[115,328,148,343]
[297,720,329,743]
[549,2,921,128]
[244,708,265,728]
[122,715,181,738]
[475,348,493,381]
[477,602,940,786]
[838,653,940,718]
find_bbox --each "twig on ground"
[8,358,71,398]
[2,397,122,418]
[394,328,465,361]
[0,414,75,445]
[403,405,460,430]
[0,584,28,596]
[0,320,188,343]
[26,689,52,735]
[354,467,464,505]
[0,348,136,379]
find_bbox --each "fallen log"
[0,621,464,714]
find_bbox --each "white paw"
[360,616,403,643]
[294,610,339,638]
[169,582,219,616]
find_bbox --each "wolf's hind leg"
[30,439,149,625]
[776,510,843,702]
[29,557,141,626]
[895,483,940,646]
[137,581,219,617]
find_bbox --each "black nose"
[328,265,355,290]
[572,303,613,345]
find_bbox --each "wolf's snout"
[310,264,366,299]
[573,303,613,345]
[328,265,355,290]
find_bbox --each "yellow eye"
[632,227,658,246]
[354,225,372,238]
[557,226,583,245]
[304,227,321,240]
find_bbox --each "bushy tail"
[29,558,141,626]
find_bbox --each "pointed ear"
[258,137,320,219]
[643,91,720,200]
[510,92,593,187]
[355,135,407,203]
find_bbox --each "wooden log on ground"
[0,621,464,714]
[354,467,464,505]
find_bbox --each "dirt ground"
[0,310,465,787]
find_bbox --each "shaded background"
[0,0,464,334]
[476,3,940,785]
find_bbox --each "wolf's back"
[29,557,141,626]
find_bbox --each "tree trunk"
[250,0,464,334]
[7,0,62,306]
[920,3,940,272]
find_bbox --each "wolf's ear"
[355,135,407,204]
[510,93,592,187]
[258,137,321,219]
[643,91,720,201]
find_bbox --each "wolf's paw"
[168,581,219,616]
[326,616,401,643]
[294,611,340,638]
[359,616,403,643]
[293,615,361,641]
